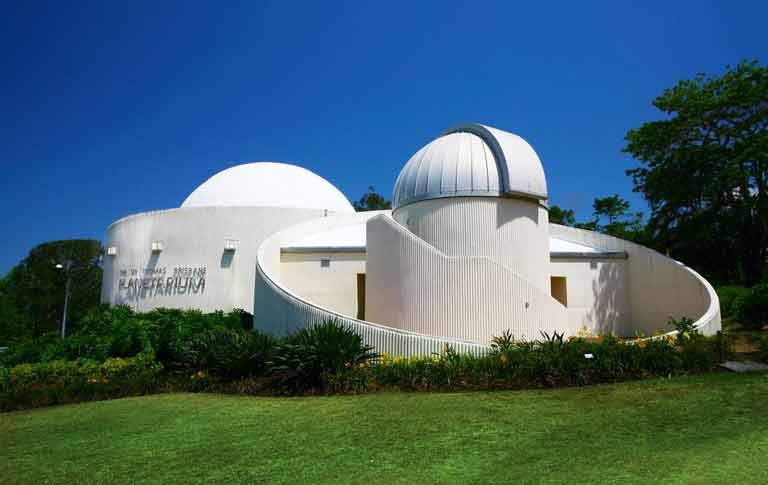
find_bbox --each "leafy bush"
[736,282,768,331]
[271,320,377,394]
[716,285,751,321]
[172,327,276,381]
[0,353,162,411]
[0,306,252,367]
[371,331,721,392]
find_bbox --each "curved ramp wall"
[101,206,324,313]
[252,212,489,356]
[366,213,578,342]
[549,224,721,335]
[393,197,550,292]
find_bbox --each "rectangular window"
[550,276,568,307]
[320,259,330,268]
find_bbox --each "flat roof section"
[281,221,628,259]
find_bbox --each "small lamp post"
[54,260,73,338]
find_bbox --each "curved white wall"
[366,213,577,342]
[101,206,326,313]
[280,251,366,317]
[393,197,550,292]
[252,212,489,356]
[549,224,721,335]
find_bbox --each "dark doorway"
[357,273,366,320]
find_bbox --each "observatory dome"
[392,124,547,210]
[181,162,355,213]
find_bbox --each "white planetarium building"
[101,123,721,355]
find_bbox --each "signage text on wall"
[118,266,206,299]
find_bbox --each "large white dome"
[392,123,548,210]
[181,162,355,213]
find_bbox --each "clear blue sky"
[1,0,766,274]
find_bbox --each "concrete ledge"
[281,246,366,254]
[550,251,628,260]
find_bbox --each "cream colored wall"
[366,213,578,343]
[101,206,324,313]
[393,197,550,291]
[549,258,631,335]
[549,224,721,335]
[253,211,490,356]
[279,252,365,318]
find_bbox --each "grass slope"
[2,373,768,484]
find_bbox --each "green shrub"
[736,282,768,331]
[371,331,718,392]
[716,285,751,321]
[271,320,377,394]
[1,306,253,366]
[172,327,276,381]
[0,353,162,411]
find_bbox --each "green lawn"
[2,373,768,484]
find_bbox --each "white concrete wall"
[366,213,578,343]
[279,251,365,317]
[549,258,631,335]
[393,197,550,291]
[101,206,325,313]
[549,224,721,335]
[253,212,489,356]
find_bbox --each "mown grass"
[2,372,767,484]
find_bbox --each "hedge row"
[1,314,740,411]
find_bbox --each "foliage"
[668,316,697,341]
[624,60,768,285]
[0,274,30,343]
[270,319,377,394]
[548,205,575,226]
[172,326,276,381]
[735,282,768,330]
[490,329,516,352]
[0,307,724,406]
[0,306,250,367]
[0,239,103,338]
[352,186,391,211]
[716,285,752,323]
[548,195,647,243]
[371,331,720,392]
[0,353,162,411]
[571,194,647,243]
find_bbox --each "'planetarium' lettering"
[118,266,206,299]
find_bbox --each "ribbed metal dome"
[392,124,548,210]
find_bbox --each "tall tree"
[2,240,103,337]
[548,205,576,226]
[590,195,645,242]
[624,60,768,284]
[353,186,391,211]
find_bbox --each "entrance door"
[356,273,366,320]
[550,276,568,307]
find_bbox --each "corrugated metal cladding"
[549,224,722,336]
[392,123,548,210]
[253,260,489,357]
[365,213,578,343]
[392,197,551,293]
[393,132,499,208]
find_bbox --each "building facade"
[102,124,721,355]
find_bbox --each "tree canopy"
[1,240,103,339]
[548,205,575,226]
[353,186,391,211]
[550,195,645,243]
[624,60,768,284]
